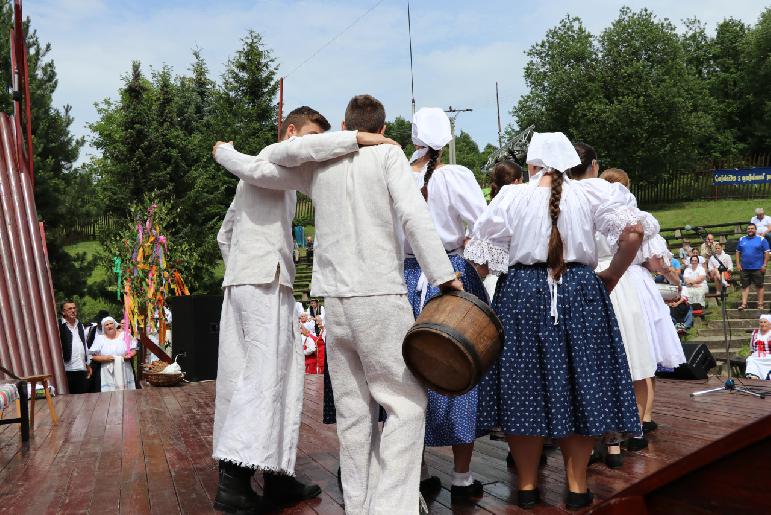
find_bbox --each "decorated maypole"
[114,200,189,369]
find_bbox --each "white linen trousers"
[325,295,427,515]
[212,279,304,474]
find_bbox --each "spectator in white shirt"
[690,248,707,272]
[707,243,733,295]
[58,300,92,394]
[751,208,771,245]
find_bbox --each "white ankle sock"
[452,471,473,487]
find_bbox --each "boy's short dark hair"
[344,95,386,133]
[280,106,331,139]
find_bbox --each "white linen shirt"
[466,173,647,273]
[214,141,456,297]
[708,252,733,271]
[62,319,88,372]
[404,164,486,255]
[751,215,771,236]
[216,131,360,288]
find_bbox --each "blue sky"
[24,0,767,164]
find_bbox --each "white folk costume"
[465,132,641,439]
[745,315,771,380]
[594,211,660,382]
[683,264,709,307]
[89,328,137,391]
[215,137,455,515]
[403,108,489,452]
[212,131,360,475]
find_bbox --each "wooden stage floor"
[0,375,769,514]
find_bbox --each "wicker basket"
[145,372,184,387]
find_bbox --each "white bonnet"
[101,316,117,329]
[526,132,581,173]
[411,107,452,151]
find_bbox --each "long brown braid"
[546,170,566,280]
[420,148,441,200]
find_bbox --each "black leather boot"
[213,461,262,514]
[263,472,321,504]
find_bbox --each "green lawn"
[648,199,764,229]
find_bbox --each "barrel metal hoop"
[423,290,504,342]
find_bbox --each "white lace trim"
[464,239,509,275]
[600,207,643,248]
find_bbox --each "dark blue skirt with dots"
[404,254,491,447]
[476,263,641,438]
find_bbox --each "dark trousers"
[66,370,89,394]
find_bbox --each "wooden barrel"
[402,291,504,396]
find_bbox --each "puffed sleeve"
[464,184,517,274]
[580,179,645,248]
[436,165,487,228]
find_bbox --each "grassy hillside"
[648,199,763,229]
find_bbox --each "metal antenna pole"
[444,106,472,164]
[496,82,503,148]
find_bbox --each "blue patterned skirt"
[475,263,640,438]
[404,255,491,447]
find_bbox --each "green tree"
[385,116,415,156]
[744,8,771,153]
[513,15,600,140]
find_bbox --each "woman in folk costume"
[403,107,489,500]
[745,314,771,380]
[599,169,686,442]
[569,152,663,466]
[89,316,137,391]
[465,132,644,510]
[483,160,524,301]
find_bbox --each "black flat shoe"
[517,489,540,509]
[420,475,442,498]
[642,420,658,433]
[604,452,624,469]
[263,472,321,504]
[451,479,483,501]
[565,490,594,510]
[625,437,649,452]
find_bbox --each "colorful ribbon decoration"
[118,203,189,349]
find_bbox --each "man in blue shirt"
[736,223,770,310]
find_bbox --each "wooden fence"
[631,153,771,207]
[55,215,121,244]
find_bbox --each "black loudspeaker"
[656,343,717,380]
[167,295,223,381]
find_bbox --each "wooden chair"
[19,374,58,428]
[0,381,29,442]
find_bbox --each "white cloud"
[21,0,768,165]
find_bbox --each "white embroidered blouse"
[465,172,647,274]
[404,164,487,255]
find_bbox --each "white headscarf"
[101,316,117,329]
[526,132,581,173]
[760,314,771,324]
[410,107,452,163]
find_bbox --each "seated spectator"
[745,314,771,380]
[683,256,709,308]
[690,248,707,271]
[751,208,771,246]
[700,234,716,259]
[707,243,733,297]
[89,317,137,391]
[678,239,692,261]
[300,313,319,374]
[306,236,314,263]
[667,295,693,335]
